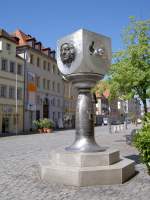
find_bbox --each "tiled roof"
[96,89,110,99]
[12,29,31,45]
[0,28,17,43]
[13,29,56,60]
[103,89,110,98]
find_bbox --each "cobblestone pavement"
[0,125,150,200]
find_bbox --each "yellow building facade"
[0,29,24,135]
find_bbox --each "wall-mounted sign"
[27,72,36,111]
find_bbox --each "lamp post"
[15,67,18,135]
[108,104,111,133]
[124,100,128,130]
[135,98,138,127]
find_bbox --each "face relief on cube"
[57,29,111,76]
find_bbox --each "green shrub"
[40,118,54,129]
[33,118,54,129]
[133,115,150,175]
[33,120,42,129]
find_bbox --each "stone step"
[49,148,120,167]
[40,157,135,186]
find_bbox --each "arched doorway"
[2,117,9,133]
[43,98,49,118]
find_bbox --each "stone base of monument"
[39,149,135,186]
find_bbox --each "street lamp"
[15,66,18,135]
[124,100,128,130]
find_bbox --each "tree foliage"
[133,113,150,174]
[110,17,150,113]
[92,79,118,101]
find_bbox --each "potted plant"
[33,120,43,133]
[41,118,54,133]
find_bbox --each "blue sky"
[0,0,150,52]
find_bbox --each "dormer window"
[26,38,36,47]
[42,48,51,56]
[35,42,42,50]
[50,50,56,59]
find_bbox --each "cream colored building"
[0,29,24,135]
[14,30,64,130]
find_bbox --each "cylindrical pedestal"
[66,88,104,152]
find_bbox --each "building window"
[52,64,55,74]
[43,61,47,70]
[0,85,7,98]
[58,112,61,119]
[1,59,8,71]
[17,64,22,75]
[9,86,15,99]
[30,54,34,64]
[43,78,46,89]
[36,76,40,88]
[57,99,60,107]
[52,81,55,91]
[36,95,40,105]
[53,112,55,121]
[58,69,60,75]
[51,98,56,106]
[53,98,56,106]
[10,61,15,73]
[37,57,40,67]
[57,83,60,93]
[6,43,11,51]
[48,63,51,71]
[47,80,50,90]
[17,88,22,100]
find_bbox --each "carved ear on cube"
[57,29,111,76]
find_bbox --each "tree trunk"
[142,99,147,114]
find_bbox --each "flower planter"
[38,129,43,133]
[33,118,54,134]
[43,128,48,133]
[46,128,53,133]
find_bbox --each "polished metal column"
[66,88,105,152]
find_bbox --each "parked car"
[126,119,131,124]
[103,118,108,125]
[95,115,103,126]
[110,120,124,125]
[137,118,142,124]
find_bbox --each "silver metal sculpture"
[57,29,111,152]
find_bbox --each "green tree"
[110,17,150,114]
[93,79,118,133]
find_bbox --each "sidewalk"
[0,125,149,200]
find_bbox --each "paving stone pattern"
[0,125,150,200]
